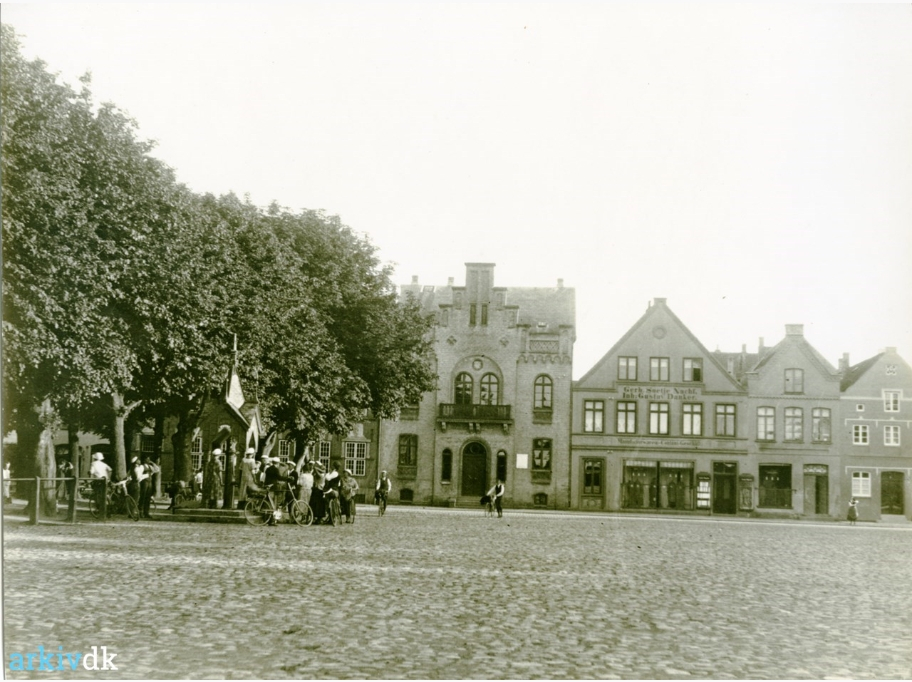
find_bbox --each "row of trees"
[1,25,436,513]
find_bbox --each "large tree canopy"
[1,25,436,484]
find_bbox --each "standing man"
[89,453,112,511]
[203,449,223,509]
[236,447,259,509]
[487,479,505,518]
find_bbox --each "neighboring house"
[739,324,842,518]
[378,263,576,508]
[572,298,749,513]
[312,420,380,504]
[839,348,912,521]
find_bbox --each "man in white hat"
[89,453,112,510]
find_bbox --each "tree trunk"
[153,411,164,497]
[36,399,58,517]
[111,392,140,481]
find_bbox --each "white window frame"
[344,441,368,477]
[683,358,703,382]
[851,471,871,497]
[318,441,331,470]
[682,403,702,436]
[884,390,901,413]
[278,439,296,465]
[853,424,869,445]
[757,407,775,441]
[784,407,803,442]
[191,435,204,472]
[884,425,901,447]
[648,402,670,435]
[812,408,831,443]
[616,401,636,434]
[584,400,604,433]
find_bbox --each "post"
[29,477,40,525]
[68,476,77,523]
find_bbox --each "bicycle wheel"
[244,496,271,526]
[124,495,140,521]
[379,497,386,517]
[173,492,185,509]
[289,499,314,527]
[89,494,100,519]
[329,498,342,526]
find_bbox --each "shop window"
[583,459,602,495]
[584,400,604,433]
[758,464,792,508]
[851,471,871,497]
[617,401,637,434]
[618,356,637,381]
[649,402,670,435]
[853,425,869,445]
[784,407,803,442]
[757,407,775,441]
[715,404,736,437]
[683,358,703,382]
[441,449,452,482]
[622,460,694,510]
[812,408,831,443]
[784,368,804,394]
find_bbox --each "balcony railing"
[438,404,512,421]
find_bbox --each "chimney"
[839,352,850,372]
[447,277,454,286]
[727,357,735,375]
[411,276,419,284]
[758,337,765,354]
[557,278,564,289]
[785,324,804,337]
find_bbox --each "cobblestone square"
[3,508,911,679]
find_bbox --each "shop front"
[621,459,695,511]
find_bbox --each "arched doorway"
[461,441,487,498]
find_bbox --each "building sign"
[515,453,528,469]
[621,386,701,401]
[618,438,697,448]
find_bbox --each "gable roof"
[840,352,885,392]
[751,331,839,379]
[577,298,744,392]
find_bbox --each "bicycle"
[375,490,387,517]
[90,479,139,521]
[244,486,313,527]
[481,494,494,518]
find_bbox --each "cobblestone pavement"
[3,507,911,680]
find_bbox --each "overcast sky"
[5,3,911,378]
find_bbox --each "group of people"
[235,448,368,525]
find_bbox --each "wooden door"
[461,442,487,498]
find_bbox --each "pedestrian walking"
[487,479,505,518]
[340,468,359,523]
[236,447,260,509]
[203,449,223,509]
[3,461,12,504]
[847,497,859,525]
[139,456,157,518]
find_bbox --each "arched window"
[534,375,553,409]
[455,372,473,405]
[480,373,499,405]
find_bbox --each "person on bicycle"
[263,457,289,523]
[376,470,391,507]
[487,479,505,518]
